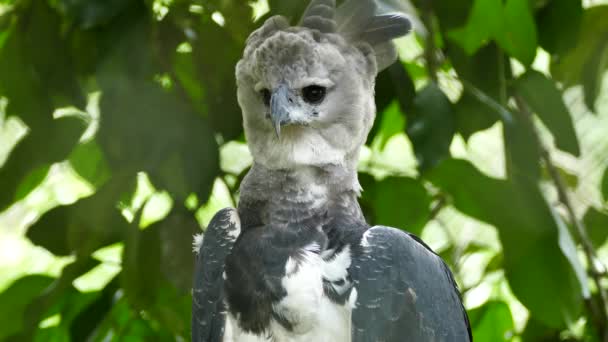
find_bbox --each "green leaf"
[95,18,219,201]
[583,207,608,249]
[448,0,503,55]
[69,140,111,188]
[20,0,85,109]
[453,92,499,141]
[427,159,585,328]
[582,38,608,112]
[448,0,537,65]
[551,6,608,112]
[368,63,415,146]
[27,206,71,256]
[434,0,475,31]
[521,318,560,341]
[0,275,55,340]
[374,101,405,150]
[50,0,135,29]
[496,0,537,66]
[371,177,431,235]
[14,164,50,201]
[155,208,200,293]
[268,0,308,21]
[34,326,70,342]
[503,115,542,182]
[468,301,514,341]
[192,21,245,140]
[388,62,416,114]
[406,83,455,171]
[69,276,120,341]
[602,166,608,203]
[27,177,130,256]
[122,218,162,310]
[450,42,503,100]
[0,116,86,211]
[537,0,583,56]
[515,70,580,156]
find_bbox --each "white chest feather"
[223,245,357,342]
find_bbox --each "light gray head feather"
[235,0,411,176]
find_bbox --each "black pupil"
[302,85,326,104]
[261,89,271,106]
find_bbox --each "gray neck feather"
[238,162,363,228]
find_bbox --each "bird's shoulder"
[351,225,472,341]
[193,207,241,255]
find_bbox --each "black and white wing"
[351,226,472,342]
[192,208,241,342]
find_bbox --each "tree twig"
[514,94,608,341]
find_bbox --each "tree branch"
[514,94,608,341]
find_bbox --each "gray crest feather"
[372,41,399,71]
[360,13,411,46]
[301,15,338,33]
[334,0,377,38]
[333,0,411,72]
[300,0,337,31]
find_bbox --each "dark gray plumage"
[352,227,471,341]
[192,208,240,342]
[192,0,470,341]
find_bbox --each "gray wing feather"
[192,208,241,342]
[352,226,471,342]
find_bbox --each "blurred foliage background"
[1,0,608,340]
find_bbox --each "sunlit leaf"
[468,301,514,341]
[497,0,537,66]
[375,102,405,151]
[371,176,431,235]
[14,164,50,202]
[69,140,111,188]
[602,166,608,203]
[0,116,86,211]
[428,159,585,328]
[448,0,502,55]
[27,178,130,256]
[0,275,54,340]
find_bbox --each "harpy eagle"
[192,0,472,340]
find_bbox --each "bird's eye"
[302,85,326,104]
[260,89,271,106]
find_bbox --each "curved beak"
[270,84,294,139]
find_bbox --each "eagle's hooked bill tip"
[273,121,281,139]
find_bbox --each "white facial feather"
[236,17,377,171]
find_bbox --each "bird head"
[236,0,411,170]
